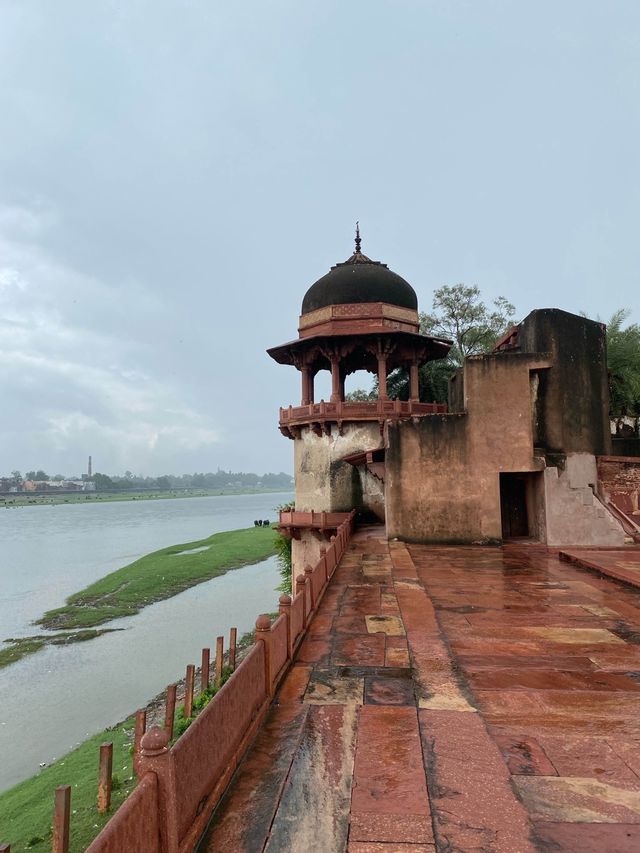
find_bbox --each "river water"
[0,492,291,791]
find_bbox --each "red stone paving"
[199,531,640,852]
[561,548,640,590]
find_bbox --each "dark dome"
[301,255,418,315]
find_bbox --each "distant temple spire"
[355,221,362,255]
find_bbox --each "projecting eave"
[267,330,452,369]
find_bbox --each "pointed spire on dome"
[345,221,373,264]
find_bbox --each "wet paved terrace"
[200,528,640,852]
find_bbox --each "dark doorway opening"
[500,473,530,539]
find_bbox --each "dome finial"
[355,221,362,255]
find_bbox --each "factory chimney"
[88,455,92,478]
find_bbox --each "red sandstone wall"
[598,456,640,520]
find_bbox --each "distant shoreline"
[0,486,290,508]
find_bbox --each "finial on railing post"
[139,727,179,852]
[295,574,308,625]
[255,614,273,696]
[279,594,293,659]
[304,564,315,613]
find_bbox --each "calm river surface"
[0,492,291,791]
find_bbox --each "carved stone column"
[377,354,388,400]
[409,361,420,402]
[330,357,341,402]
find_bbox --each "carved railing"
[85,511,357,853]
[278,509,352,530]
[278,399,447,437]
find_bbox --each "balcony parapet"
[278,399,447,438]
[277,510,352,540]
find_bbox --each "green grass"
[38,526,277,630]
[0,630,121,670]
[0,718,136,852]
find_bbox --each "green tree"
[25,471,36,480]
[345,388,376,401]
[35,469,48,481]
[92,473,114,490]
[388,284,516,403]
[605,309,640,420]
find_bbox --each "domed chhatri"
[301,225,418,315]
[267,227,452,438]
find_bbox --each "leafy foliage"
[274,502,294,594]
[605,309,640,418]
[388,284,516,403]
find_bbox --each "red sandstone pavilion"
[50,235,640,853]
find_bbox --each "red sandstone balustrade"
[289,590,305,650]
[172,642,269,847]
[269,613,289,689]
[85,513,356,853]
[279,399,447,426]
[86,774,161,853]
[278,509,351,529]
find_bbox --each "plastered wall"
[386,354,547,543]
[294,422,384,514]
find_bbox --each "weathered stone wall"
[598,456,640,520]
[518,309,611,456]
[294,422,383,514]
[386,354,546,543]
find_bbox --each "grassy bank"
[0,719,135,851]
[1,487,288,508]
[0,629,121,670]
[38,526,277,630]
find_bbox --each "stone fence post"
[138,727,179,853]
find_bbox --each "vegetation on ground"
[0,629,263,851]
[0,717,136,852]
[0,629,120,669]
[273,502,294,594]
[37,526,277,630]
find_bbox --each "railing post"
[165,684,177,739]
[133,709,146,778]
[229,627,238,671]
[304,564,314,613]
[52,785,71,853]
[139,728,179,853]
[296,574,307,626]
[279,594,292,659]
[184,664,195,719]
[201,647,210,693]
[97,742,113,814]
[215,636,224,687]
[319,544,328,583]
[255,615,273,696]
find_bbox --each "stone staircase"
[543,455,625,546]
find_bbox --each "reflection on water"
[0,492,290,791]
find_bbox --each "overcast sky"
[1,1,639,477]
